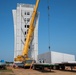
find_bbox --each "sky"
[0,0,76,61]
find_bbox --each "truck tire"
[60,65,65,70]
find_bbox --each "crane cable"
[47,0,51,51]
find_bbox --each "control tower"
[12,3,39,61]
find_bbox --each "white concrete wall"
[12,10,17,58]
[12,3,39,61]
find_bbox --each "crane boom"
[22,0,40,57]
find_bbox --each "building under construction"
[12,3,39,62]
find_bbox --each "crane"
[14,0,40,67]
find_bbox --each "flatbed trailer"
[53,62,76,71]
[33,63,55,71]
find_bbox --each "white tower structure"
[12,3,39,61]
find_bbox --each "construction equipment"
[14,0,40,67]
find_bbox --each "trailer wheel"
[60,65,65,70]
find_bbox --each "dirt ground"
[12,68,76,75]
[0,66,76,75]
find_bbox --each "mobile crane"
[14,0,40,67]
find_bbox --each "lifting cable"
[47,0,51,51]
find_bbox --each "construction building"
[12,3,39,62]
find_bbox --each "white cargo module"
[38,51,75,64]
[12,3,39,62]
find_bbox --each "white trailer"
[38,51,76,70]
